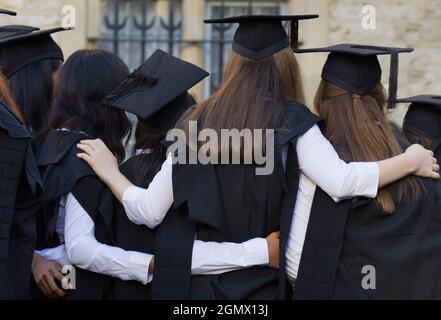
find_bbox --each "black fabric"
[0,102,42,299]
[110,154,160,300]
[35,129,115,300]
[204,15,318,60]
[102,49,208,120]
[294,44,413,102]
[152,101,321,300]
[0,26,68,78]
[292,188,352,300]
[399,95,441,147]
[68,176,115,300]
[35,129,94,250]
[294,177,441,300]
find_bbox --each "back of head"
[314,80,426,213]
[403,104,441,151]
[179,47,304,159]
[42,49,131,160]
[8,59,61,132]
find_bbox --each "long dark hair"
[133,93,196,184]
[315,80,427,213]
[37,49,131,161]
[8,59,62,132]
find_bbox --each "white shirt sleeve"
[191,238,269,275]
[296,125,379,202]
[122,155,173,228]
[64,193,153,285]
[35,245,71,267]
[65,194,269,283]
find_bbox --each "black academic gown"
[35,129,114,300]
[151,101,321,300]
[435,145,441,166]
[294,178,441,300]
[0,101,43,299]
[109,152,161,300]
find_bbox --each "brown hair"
[314,80,426,213]
[177,47,304,156]
[403,129,433,150]
[0,72,23,123]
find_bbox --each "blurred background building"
[1,0,441,125]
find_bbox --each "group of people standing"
[1,8,441,300]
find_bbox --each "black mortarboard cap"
[102,49,209,122]
[204,14,319,60]
[0,8,16,16]
[295,43,413,108]
[0,26,71,78]
[396,95,441,140]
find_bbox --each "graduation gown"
[294,179,441,300]
[0,101,43,299]
[435,144,441,166]
[35,129,114,299]
[109,152,162,300]
[151,101,322,300]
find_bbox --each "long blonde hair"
[177,47,304,157]
[181,48,304,131]
[315,80,426,213]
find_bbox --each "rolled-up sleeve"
[296,125,379,202]
[122,155,174,228]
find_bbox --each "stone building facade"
[1,0,440,124]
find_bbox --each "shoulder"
[276,101,323,145]
[36,129,90,168]
[36,130,96,197]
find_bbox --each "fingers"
[36,277,52,298]
[430,171,441,180]
[77,153,92,163]
[80,139,105,150]
[46,272,65,297]
[77,143,94,156]
[433,163,440,172]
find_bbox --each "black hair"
[132,93,196,184]
[8,59,62,132]
[37,49,131,161]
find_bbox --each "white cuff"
[353,162,379,199]
[242,237,269,267]
[128,251,153,285]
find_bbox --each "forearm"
[102,169,133,203]
[191,238,269,275]
[67,240,152,284]
[376,152,415,188]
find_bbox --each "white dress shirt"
[122,125,379,281]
